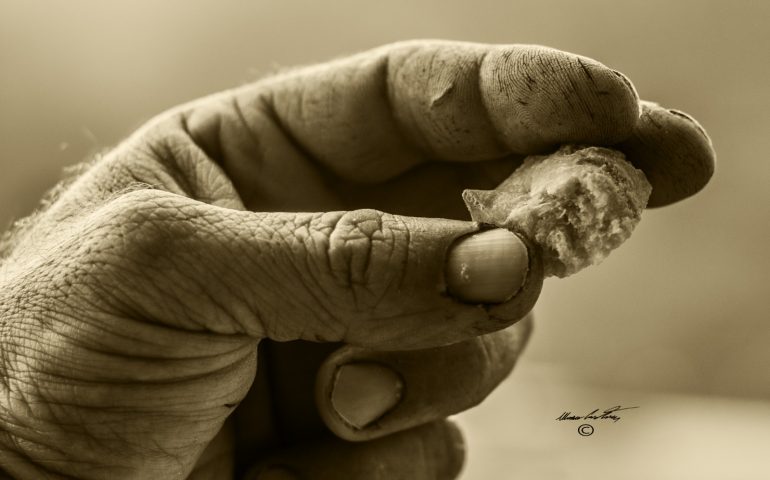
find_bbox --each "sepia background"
[2,0,768,478]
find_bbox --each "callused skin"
[0,41,713,479]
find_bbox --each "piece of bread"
[463,145,652,278]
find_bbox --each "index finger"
[223,40,639,183]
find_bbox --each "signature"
[556,406,639,423]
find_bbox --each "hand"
[0,40,713,479]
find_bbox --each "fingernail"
[331,363,403,429]
[254,466,300,480]
[445,228,529,303]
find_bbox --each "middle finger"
[315,313,534,441]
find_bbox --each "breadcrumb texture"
[463,145,652,278]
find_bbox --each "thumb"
[94,190,542,349]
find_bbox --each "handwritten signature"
[556,406,639,423]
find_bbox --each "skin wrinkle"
[95,251,192,322]
[133,143,188,196]
[98,253,200,332]
[248,91,350,209]
[154,114,246,209]
[354,305,450,331]
[55,320,254,368]
[298,216,351,341]
[295,219,346,337]
[208,96,313,210]
[347,215,380,289]
[25,402,129,456]
[487,47,639,152]
[103,196,234,331]
[326,211,410,320]
[555,65,578,112]
[184,266,243,334]
[86,256,184,329]
[422,47,503,161]
[381,46,432,178]
[238,209,286,329]
[69,210,189,334]
[397,47,443,157]
[183,105,226,168]
[286,243,342,343]
[471,50,512,154]
[477,49,514,152]
[362,226,397,308]
[175,113,223,204]
[0,41,716,478]
[259,90,327,182]
[371,224,397,300]
[18,364,250,412]
[491,50,540,150]
[379,215,410,307]
[569,66,597,122]
[195,232,266,335]
[429,82,454,107]
[215,241,269,338]
[326,213,366,313]
[228,95,267,178]
[577,58,595,83]
[549,61,576,129]
[28,345,246,386]
[0,435,81,480]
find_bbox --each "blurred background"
[1,0,768,478]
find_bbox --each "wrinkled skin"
[0,41,713,479]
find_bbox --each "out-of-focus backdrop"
[2,0,768,478]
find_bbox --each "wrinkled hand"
[0,41,713,479]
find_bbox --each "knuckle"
[71,190,200,296]
[324,209,409,307]
[76,189,222,323]
[95,189,189,260]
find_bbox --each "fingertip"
[480,45,640,152]
[620,101,716,207]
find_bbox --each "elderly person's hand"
[0,41,713,479]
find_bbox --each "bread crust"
[463,145,652,277]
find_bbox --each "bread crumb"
[463,145,651,277]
